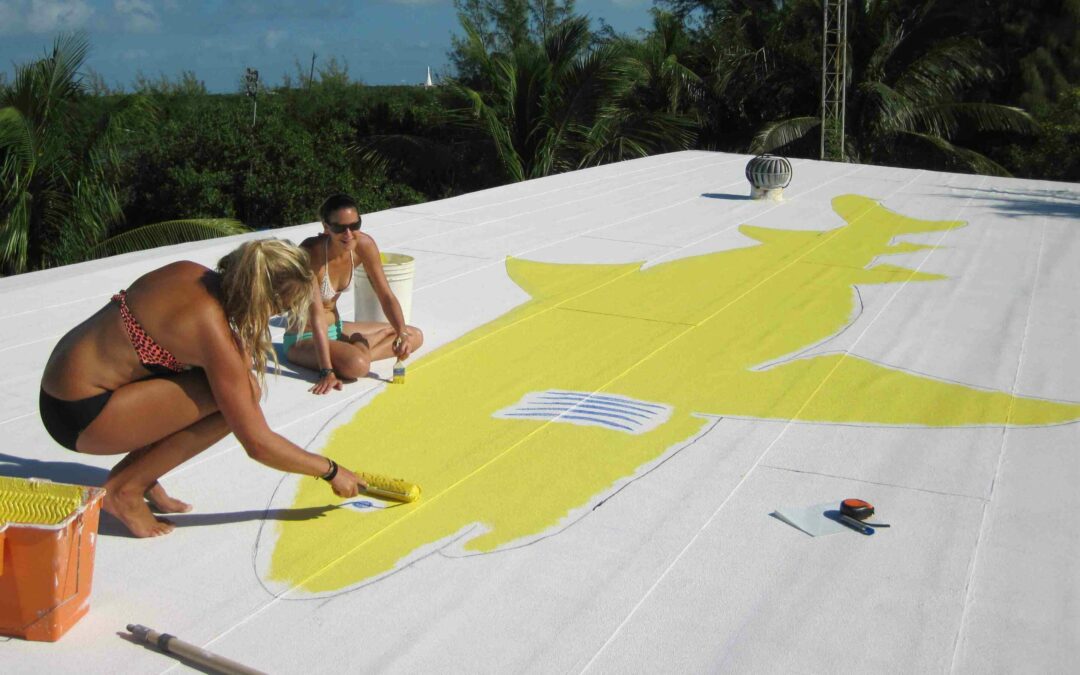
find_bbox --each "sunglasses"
[328,219,361,234]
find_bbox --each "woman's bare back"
[41,261,224,400]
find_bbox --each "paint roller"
[358,472,421,503]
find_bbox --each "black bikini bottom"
[39,388,112,452]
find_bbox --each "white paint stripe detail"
[493,390,673,434]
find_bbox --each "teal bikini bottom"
[283,320,343,351]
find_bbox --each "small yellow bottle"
[392,359,406,384]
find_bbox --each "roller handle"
[127,624,266,675]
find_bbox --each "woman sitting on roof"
[39,239,364,538]
[284,193,424,394]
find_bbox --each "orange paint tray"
[0,477,106,642]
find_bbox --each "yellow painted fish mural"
[265,194,1080,593]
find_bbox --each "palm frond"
[0,189,32,272]
[478,87,528,181]
[894,38,998,102]
[44,33,90,103]
[658,54,702,112]
[458,18,498,84]
[897,131,1012,176]
[864,20,907,83]
[444,78,526,182]
[86,218,249,260]
[544,16,592,76]
[856,80,916,134]
[580,109,695,167]
[0,107,35,169]
[750,116,820,154]
[901,102,1037,139]
[541,44,631,167]
[83,93,158,167]
[349,133,457,180]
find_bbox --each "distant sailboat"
[424,67,434,88]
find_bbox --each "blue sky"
[0,0,657,91]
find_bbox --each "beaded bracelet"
[318,367,334,379]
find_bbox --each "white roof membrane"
[2,151,1079,673]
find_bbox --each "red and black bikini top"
[113,290,188,375]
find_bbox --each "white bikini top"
[320,237,354,302]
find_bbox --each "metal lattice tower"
[820,0,848,161]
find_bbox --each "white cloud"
[114,0,159,33]
[230,0,352,19]
[264,29,286,50]
[0,0,95,33]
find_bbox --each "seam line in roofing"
[759,463,990,502]
[0,157,748,417]
[378,154,743,257]
[0,411,36,427]
[0,153,720,297]
[947,213,1048,674]
[400,156,859,309]
[200,162,876,652]
[166,382,381,479]
[195,161,873,653]
[579,234,683,249]
[1,293,115,321]
[554,306,697,327]
[393,152,721,221]
[0,156,737,348]
[390,246,493,260]
[407,164,868,374]
[0,159,747,418]
[383,152,729,230]
[577,168,1004,673]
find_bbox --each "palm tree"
[750,0,1036,174]
[0,33,246,274]
[624,11,703,116]
[449,16,696,182]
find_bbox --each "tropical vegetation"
[0,34,245,275]
[0,0,1075,275]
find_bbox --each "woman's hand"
[328,464,365,498]
[310,369,342,395]
[392,331,413,360]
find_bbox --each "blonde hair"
[216,238,313,392]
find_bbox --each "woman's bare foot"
[144,481,193,514]
[103,487,175,537]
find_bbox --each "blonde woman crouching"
[39,239,364,538]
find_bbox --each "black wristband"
[320,458,338,481]
[318,367,334,379]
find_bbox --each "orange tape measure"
[840,498,875,520]
[839,498,891,533]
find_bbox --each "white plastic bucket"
[353,252,415,324]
